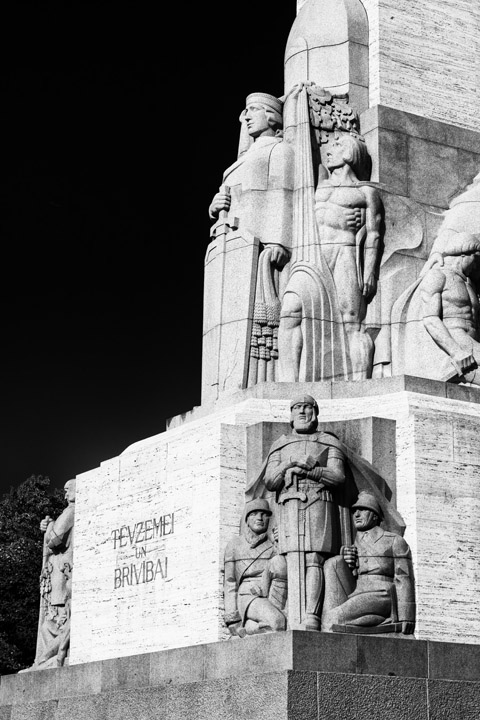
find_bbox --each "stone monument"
[2,1,480,718]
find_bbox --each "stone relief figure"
[223,498,287,637]
[391,172,480,383]
[204,83,383,399]
[278,85,383,382]
[419,234,480,382]
[257,395,346,631]
[322,491,416,635]
[207,92,294,388]
[22,479,75,670]
[246,395,407,632]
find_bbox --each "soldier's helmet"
[351,491,383,520]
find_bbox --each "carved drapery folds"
[203,83,382,399]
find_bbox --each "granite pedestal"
[1,632,480,719]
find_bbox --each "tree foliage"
[0,475,65,675]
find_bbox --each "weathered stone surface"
[10,701,58,720]
[356,634,427,677]
[362,106,480,206]
[3,634,480,720]
[316,673,428,720]
[285,0,369,114]
[287,672,317,720]
[429,641,480,683]
[66,381,480,664]
[428,680,480,720]
[361,0,479,132]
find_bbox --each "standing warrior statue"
[206,91,294,391]
[250,395,347,630]
[22,479,75,671]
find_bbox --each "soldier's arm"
[392,536,416,631]
[420,270,475,374]
[362,187,383,301]
[264,448,312,489]
[45,506,75,550]
[307,446,345,486]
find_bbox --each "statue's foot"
[305,614,321,631]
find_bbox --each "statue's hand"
[401,621,415,635]
[452,352,477,376]
[363,273,377,302]
[228,621,245,638]
[267,244,290,269]
[250,584,263,597]
[342,545,358,569]
[40,515,53,533]
[209,191,231,219]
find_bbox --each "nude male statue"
[419,233,480,383]
[279,131,382,381]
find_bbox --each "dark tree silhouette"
[0,475,65,674]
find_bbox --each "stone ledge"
[165,376,480,430]
[2,633,480,706]
[361,105,480,154]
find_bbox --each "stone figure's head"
[290,395,319,434]
[440,232,480,277]
[243,498,272,536]
[325,131,371,181]
[351,491,382,531]
[243,92,283,139]
[64,479,76,504]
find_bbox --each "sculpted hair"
[264,106,283,132]
[341,132,372,181]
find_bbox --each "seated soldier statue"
[322,491,416,634]
[223,499,287,637]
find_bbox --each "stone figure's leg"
[321,556,356,630]
[334,247,373,380]
[325,588,391,629]
[305,552,325,631]
[278,291,303,381]
[266,555,288,612]
[246,597,287,633]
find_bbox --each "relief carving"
[224,397,415,635]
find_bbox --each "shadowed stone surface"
[316,674,428,720]
[1,633,479,720]
[428,680,480,720]
[10,701,59,720]
[356,635,426,677]
[287,672,317,720]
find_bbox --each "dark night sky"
[0,2,296,493]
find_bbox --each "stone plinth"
[70,378,480,665]
[2,633,480,719]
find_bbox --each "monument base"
[69,377,480,665]
[1,633,479,719]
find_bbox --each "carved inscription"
[111,513,175,589]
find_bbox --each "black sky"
[0,2,296,493]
